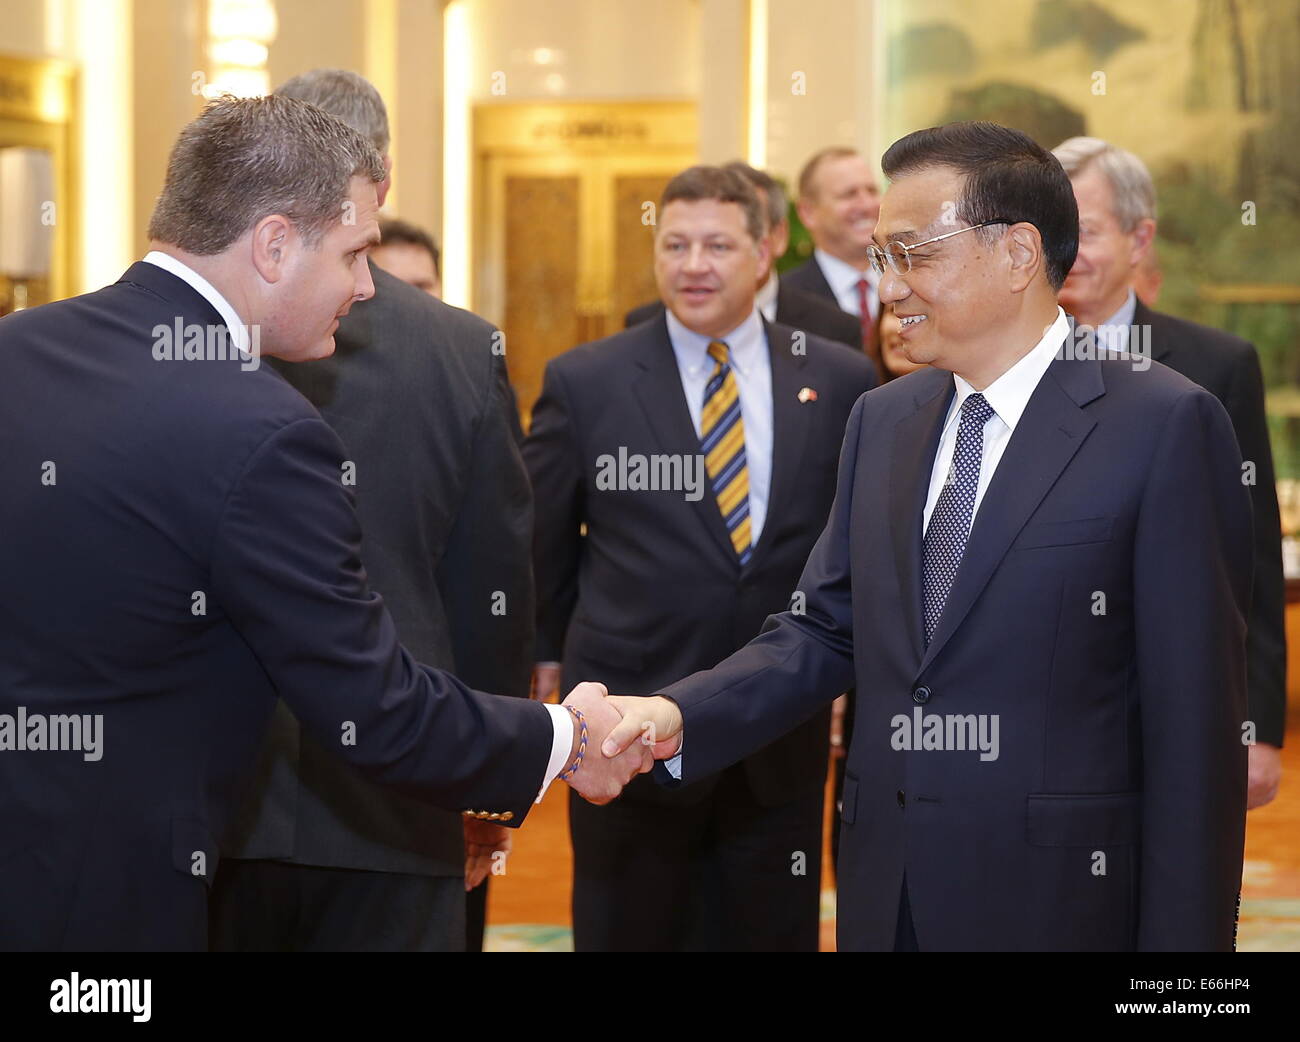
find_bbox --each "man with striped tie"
[524,165,876,951]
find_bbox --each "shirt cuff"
[536,702,575,803]
[664,739,683,780]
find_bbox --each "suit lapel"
[890,372,954,662]
[919,355,1104,671]
[773,284,806,328]
[630,316,738,565]
[1132,298,1173,363]
[753,321,811,564]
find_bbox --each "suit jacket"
[660,349,1252,951]
[0,262,553,951]
[782,256,838,305]
[222,264,535,877]
[524,313,876,807]
[625,283,863,351]
[1133,299,1286,746]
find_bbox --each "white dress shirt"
[814,247,878,320]
[666,306,774,544]
[142,252,575,803]
[666,308,1073,781]
[756,271,780,323]
[922,308,1072,534]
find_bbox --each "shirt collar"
[143,250,252,353]
[1096,288,1137,352]
[665,306,765,376]
[814,247,876,295]
[756,271,779,322]
[949,307,1071,435]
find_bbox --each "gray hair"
[723,160,788,232]
[1051,136,1156,232]
[275,68,390,154]
[147,94,386,255]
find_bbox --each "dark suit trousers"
[208,860,465,952]
[569,763,823,951]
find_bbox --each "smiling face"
[654,198,768,339]
[798,154,881,266]
[1057,164,1154,327]
[872,165,1014,380]
[262,175,381,361]
[878,305,926,379]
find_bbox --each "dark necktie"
[922,392,995,645]
[855,277,876,354]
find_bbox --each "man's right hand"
[559,682,653,804]
[603,694,684,760]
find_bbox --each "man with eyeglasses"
[602,121,1252,952]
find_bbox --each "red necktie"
[856,277,876,355]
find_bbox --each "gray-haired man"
[1054,136,1285,809]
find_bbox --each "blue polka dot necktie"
[922,392,995,645]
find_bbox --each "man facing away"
[604,122,1252,952]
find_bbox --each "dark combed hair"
[378,217,440,277]
[659,165,764,243]
[881,121,1078,290]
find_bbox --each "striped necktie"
[701,340,752,565]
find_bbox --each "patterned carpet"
[484,722,1300,952]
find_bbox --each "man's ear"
[1005,222,1043,294]
[795,196,817,233]
[250,214,294,284]
[1129,217,1156,267]
[377,154,394,209]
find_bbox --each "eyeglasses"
[867,219,1012,277]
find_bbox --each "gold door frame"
[473,101,696,421]
[0,53,78,305]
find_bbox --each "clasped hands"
[557,682,684,805]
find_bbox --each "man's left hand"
[1248,742,1283,810]
[464,818,512,891]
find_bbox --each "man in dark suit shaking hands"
[525,165,876,950]
[0,95,648,952]
[604,123,1253,952]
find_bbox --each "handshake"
[554,681,685,805]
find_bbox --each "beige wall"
[765,0,881,190]
[3,0,894,296]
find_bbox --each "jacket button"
[912,685,932,705]
[501,811,514,822]
[897,789,905,808]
